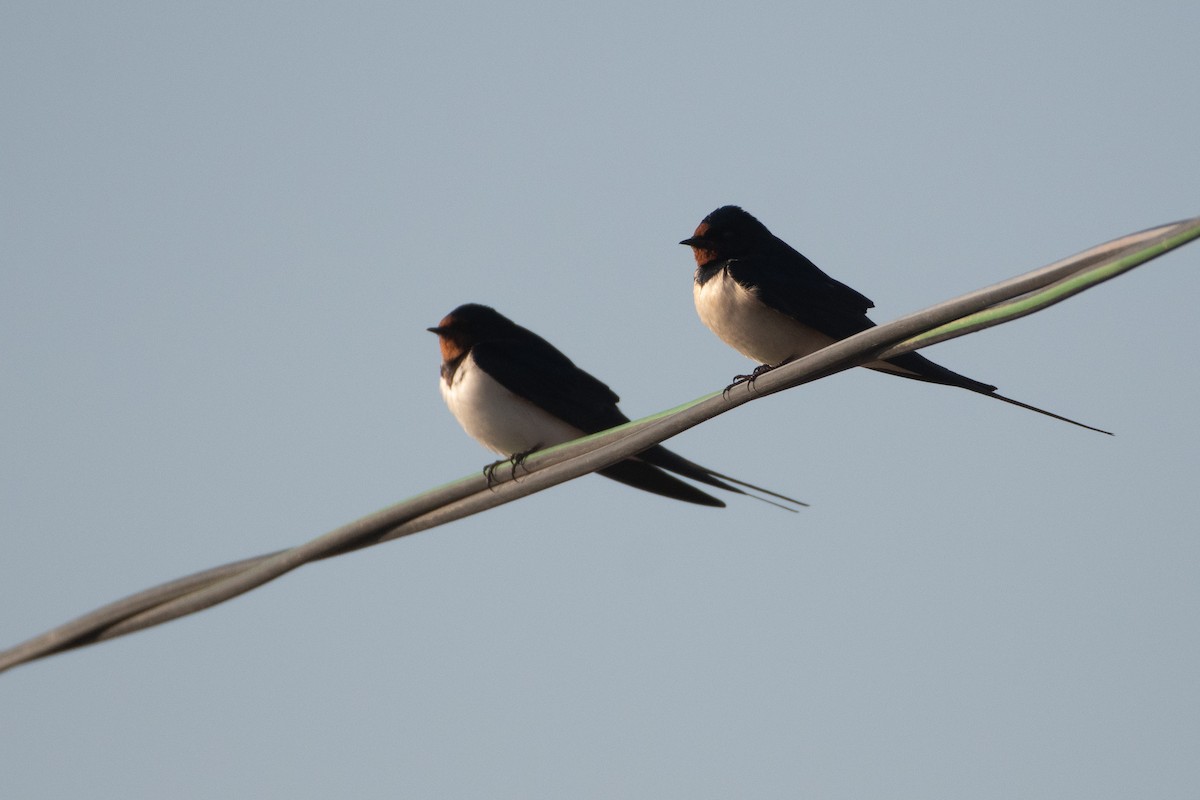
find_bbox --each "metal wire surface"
[3,215,1197,674]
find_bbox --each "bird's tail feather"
[639,446,808,511]
[876,351,1112,435]
[598,460,726,507]
[983,390,1114,436]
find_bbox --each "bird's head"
[679,205,772,266]
[427,303,513,362]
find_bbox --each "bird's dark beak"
[426,326,444,334]
[679,236,706,248]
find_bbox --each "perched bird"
[429,303,806,509]
[681,205,1111,435]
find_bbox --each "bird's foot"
[723,363,778,397]
[482,446,540,489]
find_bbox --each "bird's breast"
[693,268,834,365]
[440,354,585,456]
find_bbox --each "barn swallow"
[681,205,1112,435]
[429,303,807,509]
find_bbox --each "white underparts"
[440,353,585,456]
[694,269,835,365]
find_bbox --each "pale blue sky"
[3,3,1198,798]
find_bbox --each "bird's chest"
[440,355,583,456]
[693,269,831,365]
